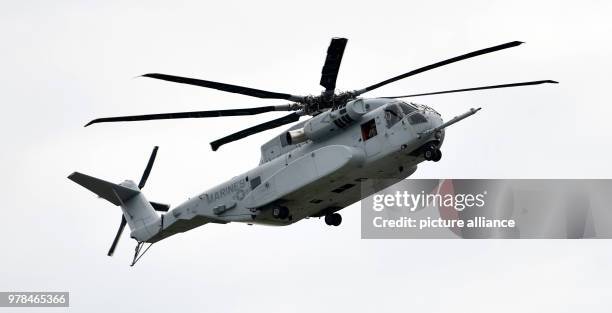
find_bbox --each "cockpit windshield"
[397,101,417,115]
[384,104,403,128]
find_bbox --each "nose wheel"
[423,145,442,162]
[325,213,342,226]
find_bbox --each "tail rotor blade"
[210,112,300,151]
[138,146,158,189]
[320,37,348,93]
[107,216,127,256]
[384,80,559,98]
[355,41,524,95]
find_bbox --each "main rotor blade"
[320,37,348,93]
[355,41,524,95]
[143,73,304,102]
[107,216,127,256]
[384,80,558,98]
[138,146,158,189]
[210,112,300,151]
[84,105,297,127]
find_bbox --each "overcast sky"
[2,1,612,312]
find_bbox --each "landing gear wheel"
[325,213,342,226]
[324,214,333,225]
[432,149,442,162]
[423,144,440,162]
[423,149,434,161]
[332,213,342,226]
[273,206,289,219]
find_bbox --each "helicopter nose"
[422,108,442,126]
[432,114,444,128]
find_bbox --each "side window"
[384,104,402,128]
[360,119,378,141]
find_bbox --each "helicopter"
[69,38,557,265]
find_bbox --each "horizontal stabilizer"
[68,172,139,206]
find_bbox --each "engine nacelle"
[286,99,367,145]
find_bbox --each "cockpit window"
[398,102,416,115]
[384,104,402,128]
[408,113,428,124]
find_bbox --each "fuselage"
[150,98,444,241]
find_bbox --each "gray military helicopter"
[69,38,556,265]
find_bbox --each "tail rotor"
[107,146,159,256]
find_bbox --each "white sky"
[1,1,612,312]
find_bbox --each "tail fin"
[68,146,163,262]
[68,172,161,242]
